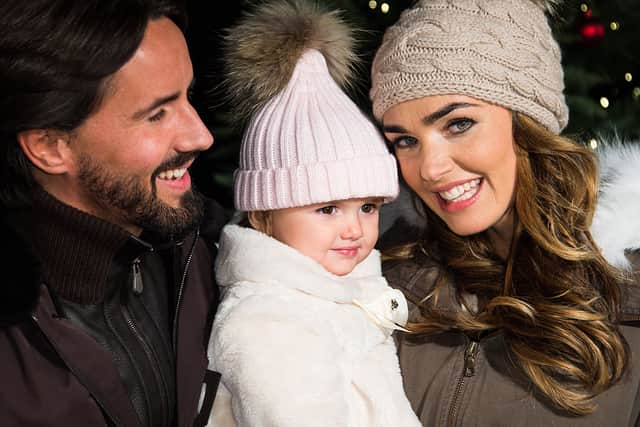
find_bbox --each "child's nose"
[341,216,363,240]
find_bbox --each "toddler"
[206,1,421,426]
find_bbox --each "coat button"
[391,299,398,310]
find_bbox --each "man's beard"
[77,154,204,240]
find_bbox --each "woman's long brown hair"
[389,113,630,415]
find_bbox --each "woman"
[370,0,640,425]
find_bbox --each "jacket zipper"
[132,258,143,295]
[447,339,478,427]
[122,306,169,427]
[172,227,199,351]
[31,314,122,426]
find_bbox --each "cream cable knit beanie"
[223,0,398,211]
[370,0,569,134]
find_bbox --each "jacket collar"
[216,224,389,303]
[1,190,160,324]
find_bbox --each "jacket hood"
[591,140,640,270]
[0,218,42,326]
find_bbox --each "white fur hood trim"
[592,141,640,269]
[215,224,389,303]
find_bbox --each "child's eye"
[361,203,379,214]
[317,205,337,215]
[148,109,166,122]
[447,118,475,134]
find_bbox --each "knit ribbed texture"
[370,0,569,134]
[27,190,132,303]
[235,49,399,211]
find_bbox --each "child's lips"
[332,246,359,257]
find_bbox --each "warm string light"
[368,0,390,14]
[600,97,610,109]
[589,138,599,149]
[610,21,620,31]
[626,73,633,82]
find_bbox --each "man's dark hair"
[0,0,187,208]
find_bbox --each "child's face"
[269,197,382,276]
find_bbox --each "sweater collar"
[8,189,157,304]
[215,224,389,303]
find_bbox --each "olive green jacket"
[383,249,640,427]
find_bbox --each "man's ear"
[16,129,72,174]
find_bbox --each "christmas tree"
[185,0,640,211]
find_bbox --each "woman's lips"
[436,178,483,213]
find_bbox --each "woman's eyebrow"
[382,102,478,133]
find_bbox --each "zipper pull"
[464,341,478,377]
[132,258,143,295]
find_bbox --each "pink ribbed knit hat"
[224,0,399,211]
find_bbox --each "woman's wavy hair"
[388,112,630,415]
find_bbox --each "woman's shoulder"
[619,249,640,323]
[382,248,441,308]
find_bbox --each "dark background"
[183,0,640,214]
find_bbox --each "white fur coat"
[591,141,640,269]
[206,225,421,427]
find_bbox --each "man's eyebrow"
[131,92,180,120]
[382,102,478,133]
[130,78,195,120]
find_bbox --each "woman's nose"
[419,144,453,183]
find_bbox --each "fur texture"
[207,225,421,427]
[222,0,358,124]
[591,140,640,270]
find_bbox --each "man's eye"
[317,205,337,215]
[148,109,166,122]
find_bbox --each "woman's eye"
[148,109,166,123]
[317,205,337,215]
[448,118,475,134]
[388,135,418,150]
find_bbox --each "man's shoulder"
[0,218,42,327]
[199,196,229,244]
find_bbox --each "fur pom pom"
[221,0,358,124]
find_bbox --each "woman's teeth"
[158,168,187,180]
[439,178,481,202]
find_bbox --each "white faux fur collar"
[591,141,640,270]
[215,224,389,303]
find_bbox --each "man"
[0,1,225,426]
